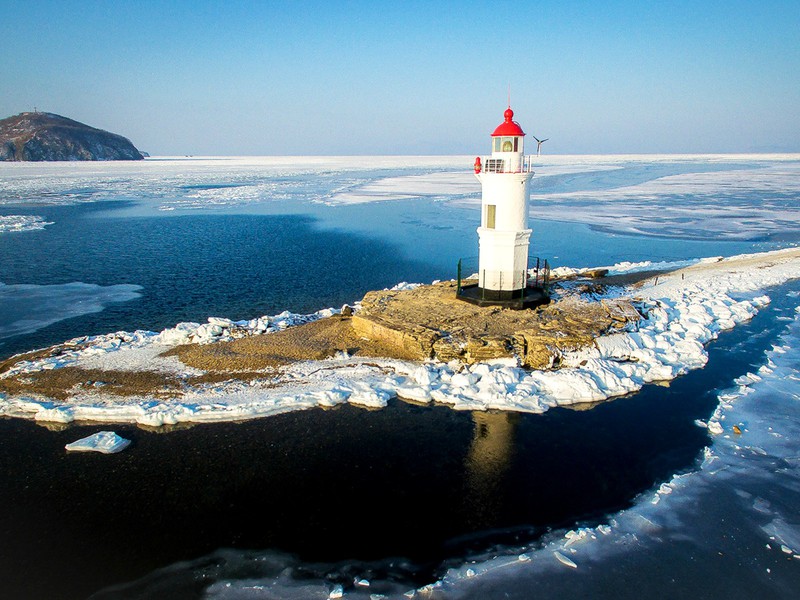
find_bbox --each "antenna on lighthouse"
[507,84,511,107]
[532,135,549,156]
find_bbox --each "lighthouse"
[457,106,548,308]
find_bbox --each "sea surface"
[1,155,799,598]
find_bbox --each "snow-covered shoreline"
[1,248,799,427]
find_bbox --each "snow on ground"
[1,307,338,377]
[550,257,701,279]
[1,248,798,427]
[0,282,142,340]
[0,215,53,233]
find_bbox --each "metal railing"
[527,257,551,288]
[456,256,551,295]
[479,155,536,174]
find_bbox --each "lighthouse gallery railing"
[480,155,536,174]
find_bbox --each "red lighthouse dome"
[491,106,526,137]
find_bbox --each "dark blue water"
[0,198,769,360]
[0,282,792,600]
[0,202,445,358]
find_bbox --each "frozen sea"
[1,154,799,599]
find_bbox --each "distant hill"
[0,112,143,161]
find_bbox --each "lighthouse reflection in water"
[464,411,518,529]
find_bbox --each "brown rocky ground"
[166,313,420,370]
[0,276,644,401]
[169,279,641,374]
[352,279,641,368]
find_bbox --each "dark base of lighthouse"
[456,284,550,310]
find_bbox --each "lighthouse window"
[502,140,513,152]
[493,138,501,152]
[486,204,496,229]
[514,137,519,152]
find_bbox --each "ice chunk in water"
[65,431,131,454]
[554,551,578,568]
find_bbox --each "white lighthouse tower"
[464,105,544,306]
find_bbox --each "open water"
[0,286,795,599]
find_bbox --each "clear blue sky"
[2,0,798,155]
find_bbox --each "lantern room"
[491,107,525,155]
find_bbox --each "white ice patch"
[388,281,422,292]
[0,155,472,210]
[3,155,799,241]
[77,344,204,375]
[553,551,578,569]
[0,215,53,234]
[0,281,142,340]
[65,431,130,454]
[328,171,478,204]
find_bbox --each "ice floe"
[0,155,470,210]
[327,171,477,204]
[528,158,800,241]
[65,431,130,454]
[0,281,142,340]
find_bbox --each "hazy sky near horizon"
[2,0,798,155]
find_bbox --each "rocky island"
[0,248,798,427]
[0,112,143,161]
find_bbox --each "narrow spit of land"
[0,274,647,402]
